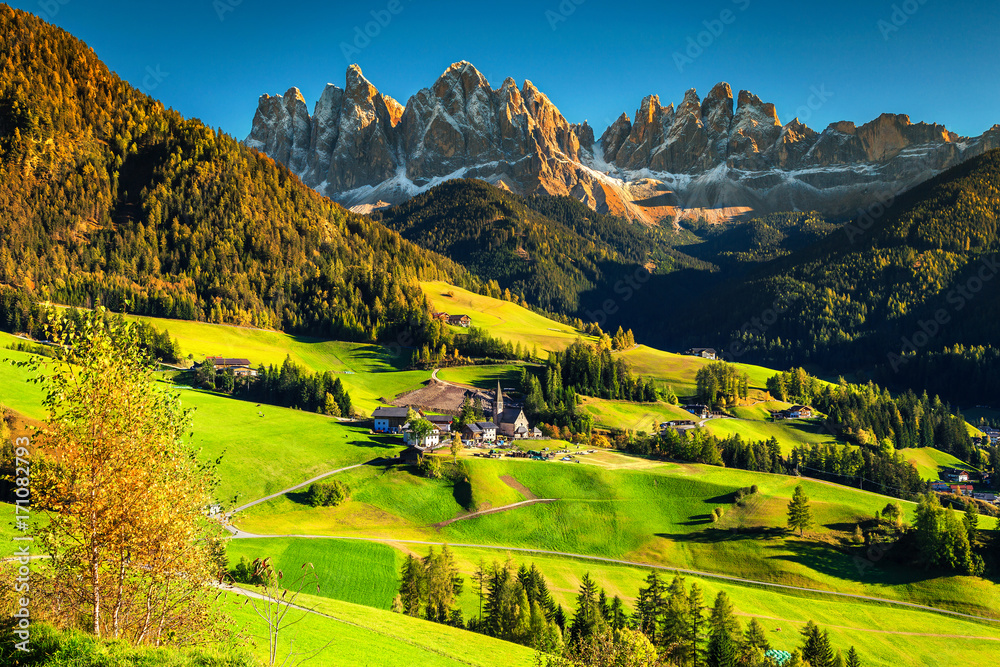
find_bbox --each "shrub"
[713,507,725,522]
[231,556,276,586]
[306,480,350,507]
[418,455,443,479]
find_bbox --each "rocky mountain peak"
[247,66,1000,222]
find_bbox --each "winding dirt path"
[433,499,557,527]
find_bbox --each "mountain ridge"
[246,62,1000,223]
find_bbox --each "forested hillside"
[677,151,1000,403]
[374,179,709,312]
[0,5,471,342]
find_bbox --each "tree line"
[395,549,863,666]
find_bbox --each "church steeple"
[495,380,504,421]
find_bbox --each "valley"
[2,4,1000,666]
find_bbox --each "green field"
[579,396,692,431]
[179,387,403,505]
[901,447,978,481]
[0,332,48,420]
[703,417,842,454]
[436,364,529,389]
[226,537,402,609]
[421,281,594,355]
[129,315,431,414]
[225,590,537,667]
[616,345,779,398]
[234,454,1000,620]
[224,537,1000,667]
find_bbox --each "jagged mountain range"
[246,62,1000,223]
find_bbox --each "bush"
[418,455,443,479]
[0,623,255,666]
[231,556,276,586]
[306,480,350,507]
[713,507,725,522]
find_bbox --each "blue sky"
[11,0,999,139]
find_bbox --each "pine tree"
[743,618,770,651]
[787,484,813,536]
[845,646,862,667]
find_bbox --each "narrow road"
[229,463,371,514]
[226,532,1000,626]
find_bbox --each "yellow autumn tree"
[29,308,221,645]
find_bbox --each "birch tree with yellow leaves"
[28,308,222,645]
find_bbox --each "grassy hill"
[901,447,979,481]
[223,537,1000,667]
[127,314,431,414]
[232,453,999,619]
[226,590,537,667]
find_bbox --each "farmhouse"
[202,357,258,377]
[661,420,697,431]
[683,404,710,419]
[432,312,451,324]
[403,423,442,448]
[423,414,455,432]
[372,406,410,434]
[448,314,472,328]
[685,348,717,360]
[787,406,814,419]
[463,422,498,443]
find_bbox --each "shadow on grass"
[764,539,943,586]
[680,515,715,526]
[656,526,787,542]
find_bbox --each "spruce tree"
[787,484,813,536]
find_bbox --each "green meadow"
[224,537,1000,667]
[130,314,431,414]
[233,454,1000,620]
[224,590,537,667]
[420,281,595,355]
[578,396,693,431]
[901,447,979,481]
[616,345,778,399]
[179,387,402,505]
